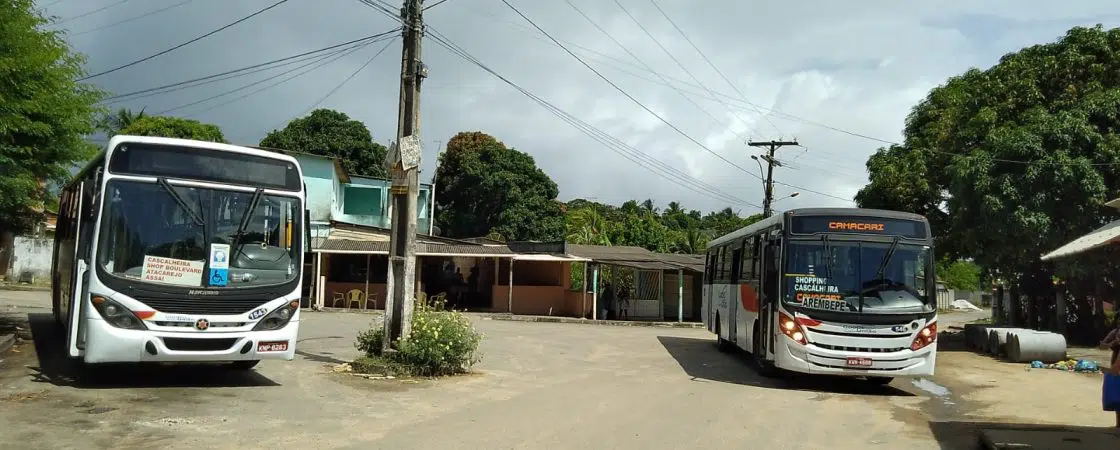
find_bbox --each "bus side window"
[763,239,780,303]
[740,236,757,281]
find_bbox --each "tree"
[119,116,226,142]
[937,259,982,291]
[434,131,565,241]
[857,25,1120,334]
[260,109,388,178]
[0,0,105,235]
[96,107,146,136]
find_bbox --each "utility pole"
[383,0,427,353]
[748,139,798,218]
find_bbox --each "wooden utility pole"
[748,140,798,218]
[383,0,427,353]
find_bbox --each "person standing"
[1101,320,1120,428]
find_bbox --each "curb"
[0,285,51,292]
[0,334,15,355]
[486,315,704,329]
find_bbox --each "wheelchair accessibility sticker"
[209,268,229,287]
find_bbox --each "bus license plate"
[258,341,289,352]
[846,357,872,367]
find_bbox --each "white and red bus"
[52,135,308,369]
[702,208,937,384]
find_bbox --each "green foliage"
[95,107,147,136]
[260,109,388,178]
[858,25,1120,276]
[434,131,565,241]
[937,259,982,291]
[119,116,226,142]
[0,0,105,234]
[564,198,759,254]
[355,298,483,377]
[856,24,1120,331]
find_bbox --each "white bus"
[51,135,309,369]
[702,208,937,384]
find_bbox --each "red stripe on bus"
[739,284,759,312]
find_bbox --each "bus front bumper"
[778,340,937,377]
[83,317,299,364]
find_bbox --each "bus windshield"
[784,239,933,314]
[97,179,301,289]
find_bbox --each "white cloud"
[48,0,1120,215]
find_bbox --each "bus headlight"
[911,322,937,351]
[252,301,299,331]
[778,311,808,346]
[91,295,153,330]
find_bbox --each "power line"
[79,0,294,81]
[54,0,131,26]
[425,28,755,208]
[423,0,453,10]
[560,0,728,133]
[101,30,400,103]
[297,39,396,116]
[156,35,384,116]
[609,0,762,139]
[499,1,761,181]
[68,0,195,37]
[645,0,782,136]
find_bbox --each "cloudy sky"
[41,0,1120,215]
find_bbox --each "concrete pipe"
[986,328,1021,355]
[1007,331,1067,364]
[964,324,990,350]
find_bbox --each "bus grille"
[813,343,907,353]
[132,296,266,315]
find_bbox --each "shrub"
[353,297,483,377]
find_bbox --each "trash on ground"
[951,299,982,311]
[1027,358,1101,373]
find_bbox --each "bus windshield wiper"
[822,234,834,279]
[231,188,264,252]
[874,236,902,283]
[156,178,203,226]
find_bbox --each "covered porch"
[306,224,593,317]
[566,245,704,322]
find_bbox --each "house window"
[343,186,382,216]
[417,190,429,219]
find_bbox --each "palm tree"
[640,198,658,216]
[96,107,147,136]
[566,208,611,245]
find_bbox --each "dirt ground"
[1,290,1117,449]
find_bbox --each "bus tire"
[865,376,893,385]
[752,327,779,378]
[227,360,261,371]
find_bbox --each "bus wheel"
[227,361,260,371]
[865,376,893,385]
[752,328,779,378]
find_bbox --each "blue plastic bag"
[1075,359,1099,372]
[1030,361,1044,369]
[1104,373,1120,412]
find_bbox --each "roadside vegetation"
[354,297,483,377]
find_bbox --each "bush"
[354,297,483,377]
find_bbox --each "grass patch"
[351,355,414,377]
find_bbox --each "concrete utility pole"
[383,0,427,353]
[748,140,798,218]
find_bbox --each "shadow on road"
[928,420,1120,450]
[23,313,280,389]
[657,335,916,397]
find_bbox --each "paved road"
[0,290,987,449]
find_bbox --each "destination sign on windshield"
[790,215,927,238]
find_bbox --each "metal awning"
[1040,220,1120,261]
[513,254,590,262]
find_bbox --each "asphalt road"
[0,290,991,449]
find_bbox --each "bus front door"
[758,240,779,357]
[728,247,743,345]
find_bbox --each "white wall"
[5,236,53,283]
